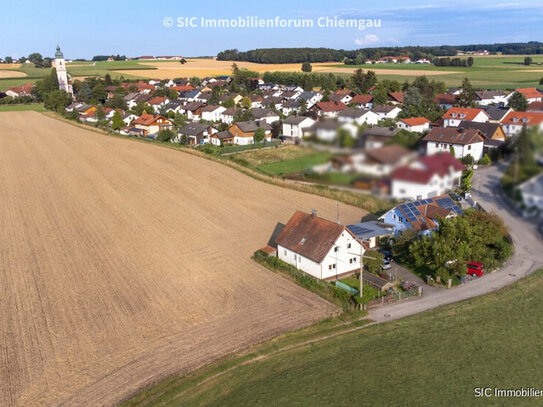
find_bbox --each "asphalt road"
[369,162,543,323]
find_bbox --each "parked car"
[449,192,462,202]
[382,260,392,270]
[378,249,394,262]
[467,261,484,277]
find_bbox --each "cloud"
[354,34,379,46]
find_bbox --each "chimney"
[311,209,317,218]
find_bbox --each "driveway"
[369,162,543,322]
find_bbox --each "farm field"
[2,54,543,90]
[0,112,364,406]
[124,268,543,406]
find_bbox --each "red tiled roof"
[515,88,542,99]
[501,111,543,126]
[133,113,170,126]
[442,107,487,121]
[399,117,430,126]
[423,127,485,145]
[388,91,405,103]
[351,94,373,104]
[391,152,464,184]
[171,85,195,92]
[274,211,353,264]
[148,96,167,105]
[527,101,543,112]
[434,93,457,105]
[391,167,434,184]
[315,101,347,112]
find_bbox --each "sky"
[1,0,542,59]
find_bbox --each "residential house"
[297,91,322,107]
[442,107,489,127]
[180,101,205,120]
[434,93,457,110]
[250,108,280,124]
[311,101,347,118]
[371,105,402,120]
[132,114,173,136]
[457,120,506,143]
[328,145,416,177]
[379,195,464,236]
[346,221,394,249]
[228,121,272,145]
[388,91,405,105]
[282,116,315,141]
[481,105,512,123]
[148,96,169,113]
[5,82,34,98]
[474,90,507,106]
[501,111,543,136]
[201,105,227,122]
[275,210,364,281]
[329,92,352,105]
[423,127,485,161]
[219,107,238,125]
[519,173,543,211]
[210,131,235,146]
[527,101,543,112]
[304,120,357,143]
[122,112,138,126]
[360,126,401,149]
[350,94,374,109]
[396,117,431,133]
[338,108,379,125]
[389,152,464,201]
[174,122,217,145]
[248,94,265,108]
[506,88,543,104]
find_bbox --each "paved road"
[370,162,543,323]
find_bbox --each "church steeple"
[54,45,73,95]
[55,45,64,59]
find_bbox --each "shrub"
[478,154,491,166]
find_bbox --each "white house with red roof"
[442,107,489,127]
[501,111,543,136]
[379,194,463,237]
[390,152,464,201]
[396,117,431,133]
[506,88,543,104]
[4,82,34,98]
[274,210,364,281]
[311,101,347,118]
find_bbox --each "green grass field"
[258,152,332,175]
[123,269,543,406]
[0,103,45,112]
[328,55,543,89]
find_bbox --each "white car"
[382,260,392,270]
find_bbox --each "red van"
[467,261,484,277]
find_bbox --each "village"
[3,47,542,307]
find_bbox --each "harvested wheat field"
[114,58,455,79]
[0,70,27,78]
[0,64,22,70]
[0,112,363,406]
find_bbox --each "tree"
[111,110,124,130]
[457,78,475,107]
[44,90,72,112]
[337,128,355,147]
[461,168,473,191]
[95,105,106,121]
[240,96,252,109]
[351,69,376,94]
[508,91,528,111]
[157,129,174,142]
[179,58,187,64]
[92,83,107,103]
[524,56,533,66]
[467,57,474,67]
[33,69,59,101]
[364,250,384,274]
[298,98,308,115]
[254,127,266,143]
[104,73,113,87]
[301,62,312,72]
[540,77,543,85]
[4,56,13,64]
[106,94,127,110]
[189,76,202,86]
[233,109,254,122]
[372,86,388,106]
[354,53,366,65]
[222,97,235,108]
[27,52,43,67]
[77,81,92,102]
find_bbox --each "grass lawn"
[124,269,543,406]
[258,152,332,176]
[0,103,45,112]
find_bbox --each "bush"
[157,129,174,142]
[478,154,491,166]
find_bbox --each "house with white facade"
[506,88,543,104]
[390,152,464,201]
[274,210,364,281]
[519,173,543,211]
[396,117,431,133]
[423,127,485,161]
[201,105,227,122]
[250,108,280,124]
[442,107,489,127]
[475,90,507,106]
[501,111,543,137]
[371,105,402,120]
[338,108,379,125]
[379,195,463,237]
[282,116,315,141]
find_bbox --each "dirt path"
[0,112,363,406]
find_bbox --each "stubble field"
[0,112,363,406]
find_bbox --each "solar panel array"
[399,196,463,220]
[346,225,373,236]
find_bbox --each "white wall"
[426,141,484,161]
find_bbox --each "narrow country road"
[369,162,543,323]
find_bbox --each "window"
[334,246,339,252]
[468,145,471,150]
[284,250,287,256]
[347,243,351,249]
[328,264,336,270]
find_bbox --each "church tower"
[54,45,73,95]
